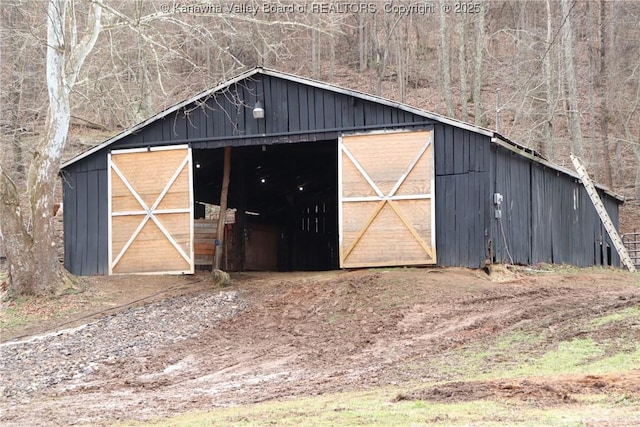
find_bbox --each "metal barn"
[60,67,623,275]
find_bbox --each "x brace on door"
[340,138,434,261]
[109,151,192,273]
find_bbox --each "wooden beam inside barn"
[214,147,231,270]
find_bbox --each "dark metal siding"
[602,193,621,266]
[109,75,432,151]
[491,145,621,267]
[492,147,532,264]
[62,151,108,275]
[434,124,491,268]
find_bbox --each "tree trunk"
[634,142,640,201]
[598,0,614,188]
[136,35,154,122]
[624,68,640,200]
[311,14,319,79]
[372,15,384,96]
[560,0,584,158]
[438,0,454,116]
[543,0,555,160]
[329,32,335,81]
[395,23,406,102]
[6,4,25,174]
[458,12,468,122]
[1,169,49,297]
[473,3,485,126]
[358,13,367,72]
[0,0,101,297]
[373,14,401,97]
[587,0,599,180]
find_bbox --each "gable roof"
[60,67,623,201]
[61,67,493,168]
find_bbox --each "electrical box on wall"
[493,193,503,219]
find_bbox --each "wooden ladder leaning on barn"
[571,154,637,272]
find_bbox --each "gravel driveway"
[0,290,246,401]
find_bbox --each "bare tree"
[543,0,555,160]
[438,1,454,116]
[598,0,614,188]
[311,13,319,78]
[473,2,485,126]
[621,31,640,200]
[0,0,102,296]
[358,12,367,72]
[2,4,26,174]
[370,12,402,96]
[627,77,640,199]
[1,2,48,175]
[394,14,411,102]
[458,12,469,121]
[560,0,584,158]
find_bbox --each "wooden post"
[214,146,231,270]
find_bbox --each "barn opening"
[192,140,339,272]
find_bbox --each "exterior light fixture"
[253,101,265,119]
[260,177,267,184]
[298,185,304,192]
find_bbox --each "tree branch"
[67,0,102,88]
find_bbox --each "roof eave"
[491,136,625,203]
[61,67,263,170]
[62,66,494,170]
[258,67,495,138]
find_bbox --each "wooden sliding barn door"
[108,145,194,274]
[338,130,436,268]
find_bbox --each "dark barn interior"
[192,141,339,271]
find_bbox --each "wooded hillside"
[2,0,639,215]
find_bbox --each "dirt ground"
[1,267,639,426]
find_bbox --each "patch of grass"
[495,329,549,351]
[123,386,640,427]
[497,336,637,379]
[123,389,504,426]
[506,338,605,377]
[0,281,93,339]
[0,297,32,329]
[585,346,640,373]
[587,306,640,329]
[418,327,640,384]
[414,329,551,380]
